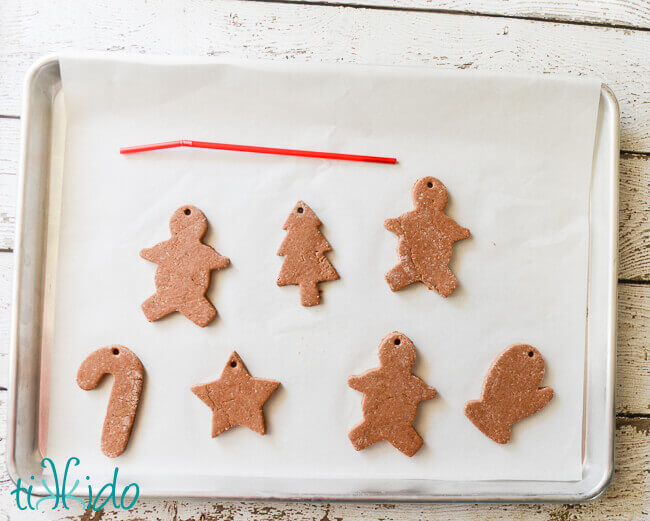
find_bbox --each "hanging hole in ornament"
[112,348,120,355]
[297,207,304,214]
[230,361,237,367]
[184,208,191,215]
[394,338,401,345]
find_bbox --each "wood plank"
[619,153,650,282]
[0,118,20,253]
[617,283,650,416]
[0,254,12,386]
[0,118,20,177]
[0,176,16,252]
[281,0,650,29]
[0,118,20,252]
[0,397,645,520]
[1,1,649,152]
[0,118,20,254]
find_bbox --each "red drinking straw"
[120,140,397,164]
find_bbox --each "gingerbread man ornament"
[348,332,437,457]
[141,205,230,327]
[385,177,470,297]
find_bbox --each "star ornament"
[191,352,280,437]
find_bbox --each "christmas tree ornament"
[277,201,339,307]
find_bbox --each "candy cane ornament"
[77,345,145,458]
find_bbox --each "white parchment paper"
[47,55,600,482]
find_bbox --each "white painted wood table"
[0,0,648,519]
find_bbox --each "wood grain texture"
[0,2,648,517]
[0,119,19,253]
[0,177,16,253]
[0,407,645,520]
[617,283,650,415]
[619,153,650,281]
[0,0,649,152]
[278,0,650,29]
[0,118,19,178]
[0,254,12,387]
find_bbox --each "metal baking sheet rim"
[5,55,619,503]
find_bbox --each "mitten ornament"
[141,205,230,327]
[385,177,470,297]
[348,332,437,457]
[464,344,554,444]
[277,201,339,306]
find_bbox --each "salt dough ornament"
[385,177,470,297]
[464,344,554,444]
[191,352,280,437]
[77,345,144,458]
[277,201,339,307]
[141,205,230,327]
[348,332,437,457]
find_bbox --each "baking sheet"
[44,55,600,483]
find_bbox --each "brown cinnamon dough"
[191,352,280,437]
[348,332,437,457]
[385,177,470,297]
[277,201,339,307]
[141,205,230,327]
[464,344,554,444]
[77,345,144,458]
